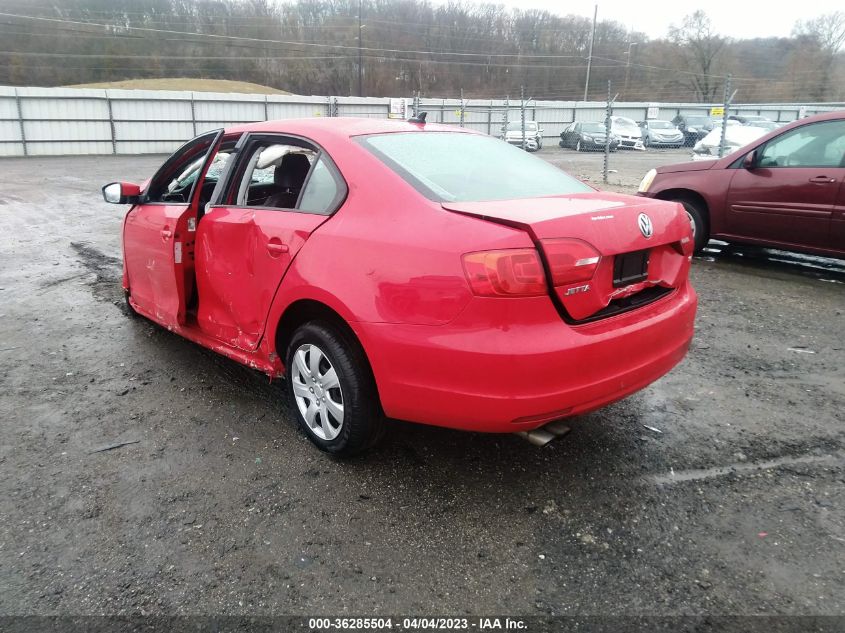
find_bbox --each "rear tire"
[671,197,709,252]
[286,321,384,457]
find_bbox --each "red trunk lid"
[442,193,693,321]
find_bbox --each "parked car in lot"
[638,120,685,148]
[671,114,718,146]
[609,116,644,149]
[691,122,769,160]
[559,121,619,151]
[638,111,845,257]
[503,120,543,151]
[103,117,697,455]
[728,114,772,125]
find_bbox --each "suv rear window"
[359,132,591,202]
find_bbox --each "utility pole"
[718,74,735,158]
[520,85,526,151]
[459,88,465,128]
[623,41,636,100]
[502,95,509,137]
[583,4,597,102]
[357,0,363,97]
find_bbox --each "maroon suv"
[637,111,845,258]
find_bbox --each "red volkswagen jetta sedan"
[103,117,697,455]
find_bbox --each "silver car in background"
[639,119,685,148]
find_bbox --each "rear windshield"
[359,132,591,202]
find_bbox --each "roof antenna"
[408,111,427,124]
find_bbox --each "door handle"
[809,176,836,183]
[160,228,172,239]
[266,240,289,257]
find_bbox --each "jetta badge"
[637,213,654,238]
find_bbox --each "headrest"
[275,153,311,189]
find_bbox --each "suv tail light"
[541,239,601,286]
[462,249,547,297]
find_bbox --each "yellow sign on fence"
[710,106,725,117]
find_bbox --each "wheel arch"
[275,298,384,418]
[654,188,710,222]
[276,299,359,364]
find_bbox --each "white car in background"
[691,121,769,160]
[502,121,543,151]
[609,116,644,150]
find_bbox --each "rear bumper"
[353,281,697,432]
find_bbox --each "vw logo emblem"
[638,213,653,239]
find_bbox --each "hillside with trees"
[0,0,843,102]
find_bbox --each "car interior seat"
[263,153,311,208]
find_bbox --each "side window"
[299,157,341,215]
[146,131,220,203]
[234,143,316,208]
[758,120,845,168]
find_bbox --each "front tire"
[286,321,384,456]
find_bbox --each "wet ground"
[0,153,843,619]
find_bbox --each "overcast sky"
[496,0,841,40]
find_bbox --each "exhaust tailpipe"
[516,420,571,446]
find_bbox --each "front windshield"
[686,117,709,125]
[582,123,605,133]
[360,132,591,202]
[649,121,673,129]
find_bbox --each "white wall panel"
[194,100,265,123]
[112,98,192,122]
[0,85,842,156]
[114,120,194,141]
[0,143,24,156]
[0,120,22,141]
[22,97,109,121]
[24,120,111,141]
[117,141,181,155]
[0,97,19,119]
[28,141,112,155]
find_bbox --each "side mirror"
[102,182,142,204]
[742,151,757,170]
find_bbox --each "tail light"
[462,249,547,297]
[541,239,601,286]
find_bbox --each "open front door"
[123,129,224,328]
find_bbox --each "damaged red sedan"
[103,117,697,455]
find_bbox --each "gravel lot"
[0,149,843,620]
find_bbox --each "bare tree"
[668,10,726,102]
[791,12,845,100]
